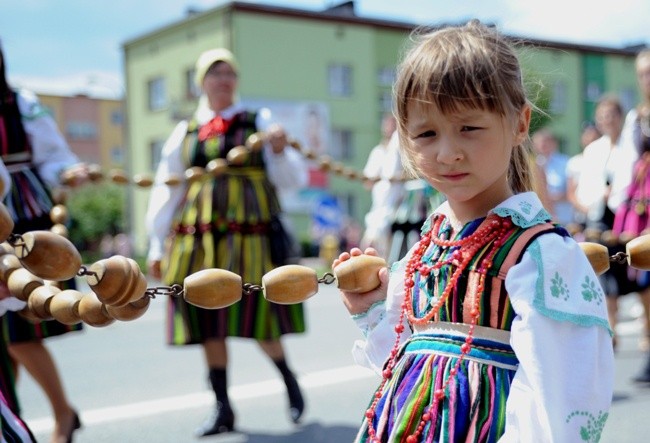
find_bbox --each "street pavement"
[14,263,650,443]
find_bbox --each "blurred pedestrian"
[0,157,36,443]
[613,50,650,373]
[145,48,308,437]
[566,122,601,229]
[532,128,573,224]
[0,42,85,443]
[578,94,638,350]
[360,114,404,260]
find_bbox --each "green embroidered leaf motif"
[550,272,570,300]
[581,276,603,305]
[566,410,609,443]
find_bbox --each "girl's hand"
[333,247,388,315]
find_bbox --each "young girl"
[336,21,614,442]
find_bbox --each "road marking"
[26,364,377,433]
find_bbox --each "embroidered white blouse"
[351,192,614,442]
[145,103,308,262]
[15,89,81,187]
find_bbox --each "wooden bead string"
[60,131,413,189]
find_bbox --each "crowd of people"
[1,18,650,443]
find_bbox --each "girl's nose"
[436,138,463,164]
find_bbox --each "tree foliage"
[65,183,125,250]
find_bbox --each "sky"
[1,0,649,98]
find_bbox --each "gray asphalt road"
[14,274,650,442]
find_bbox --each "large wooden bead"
[164,174,183,186]
[0,242,13,257]
[86,256,131,305]
[13,231,82,281]
[226,146,249,165]
[50,224,69,238]
[7,268,44,301]
[27,284,61,320]
[578,242,610,276]
[111,258,147,307]
[87,164,104,182]
[334,255,386,293]
[109,169,129,185]
[106,296,150,321]
[245,133,264,152]
[183,268,242,309]
[77,292,115,327]
[206,159,228,177]
[0,253,22,281]
[185,167,205,184]
[0,203,14,243]
[626,234,650,270]
[262,265,319,304]
[49,289,84,325]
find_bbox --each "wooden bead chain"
[60,131,413,189]
[364,214,514,443]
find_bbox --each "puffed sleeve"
[17,89,81,186]
[256,109,308,190]
[350,254,412,374]
[145,121,189,262]
[501,233,614,442]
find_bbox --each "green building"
[123,0,642,255]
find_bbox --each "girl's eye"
[416,130,436,138]
[461,126,480,132]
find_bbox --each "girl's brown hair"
[393,20,534,194]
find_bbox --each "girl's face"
[405,101,529,222]
[202,61,238,109]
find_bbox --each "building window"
[379,91,393,113]
[550,80,567,114]
[377,67,395,87]
[185,68,201,99]
[328,64,353,97]
[111,146,124,165]
[150,140,165,170]
[66,121,97,140]
[619,87,636,113]
[586,82,601,102]
[111,110,123,125]
[330,129,353,160]
[148,77,167,111]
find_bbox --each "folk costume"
[146,103,308,344]
[0,88,82,344]
[351,192,613,442]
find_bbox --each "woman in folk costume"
[335,21,614,442]
[0,44,85,443]
[0,157,36,443]
[146,48,309,437]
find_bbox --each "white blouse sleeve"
[501,233,614,442]
[145,121,189,262]
[0,159,10,200]
[256,110,308,191]
[350,254,412,374]
[17,89,81,187]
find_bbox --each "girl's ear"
[514,104,532,145]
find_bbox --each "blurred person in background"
[146,48,308,437]
[566,122,601,231]
[532,128,573,225]
[0,42,87,443]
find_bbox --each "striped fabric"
[0,389,35,443]
[162,111,305,343]
[356,215,554,442]
[0,90,82,343]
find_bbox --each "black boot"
[274,359,305,424]
[633,354,650,383]
[195,368,235,437]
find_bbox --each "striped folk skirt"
[355,324,517,443]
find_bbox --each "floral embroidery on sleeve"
[550,272,570,300]
[566,410,608,442]
[581,275,604,305]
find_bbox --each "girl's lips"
[442,173,468,181]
